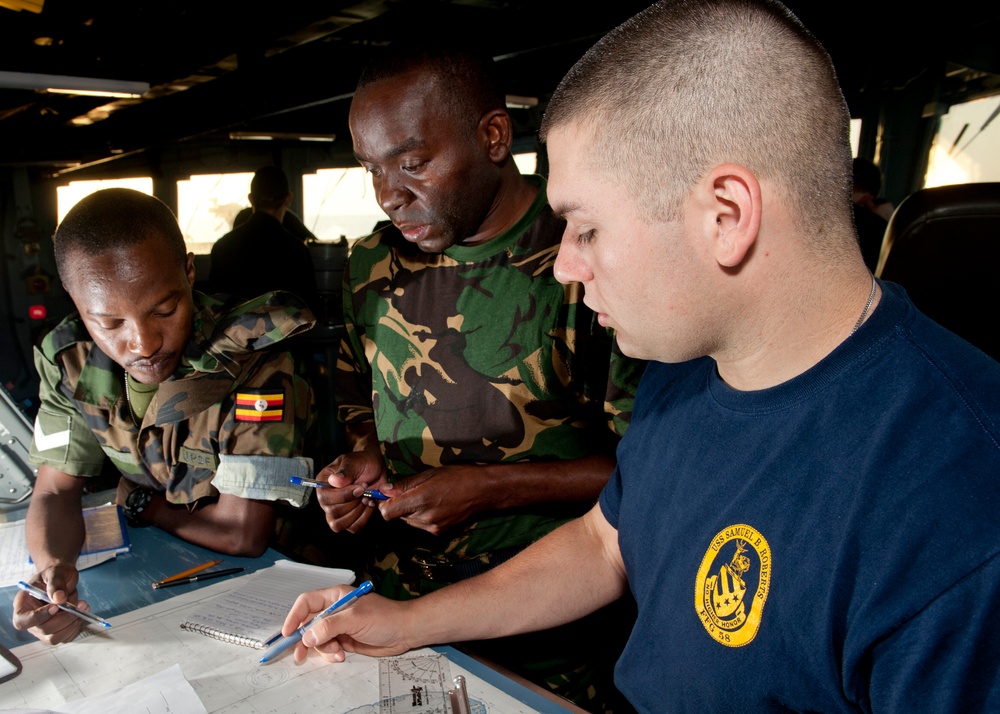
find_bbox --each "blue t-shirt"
[601,281,1000,712]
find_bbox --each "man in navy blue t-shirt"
[271,1,1000,710]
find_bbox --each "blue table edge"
[433,645,584,713]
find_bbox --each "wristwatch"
[122,486,155,527]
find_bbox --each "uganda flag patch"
[235,388,284,422]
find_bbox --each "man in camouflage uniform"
[314,46,644,712]
[13,188,315,646]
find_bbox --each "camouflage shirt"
[29,291,317,507]
[338,176,645,595]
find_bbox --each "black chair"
[876,182,1000,362]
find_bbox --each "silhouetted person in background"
[852,157,889,271]
[232,205,316,243]
[209,166,319,312]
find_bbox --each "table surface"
[0,521,282,648]
[0,498,585,713]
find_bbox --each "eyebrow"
[550,201,583,221]
[355,136,425,164]
[87,291,182,318]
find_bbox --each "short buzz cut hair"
[53,188,187,280]
[355,43,506,134]
[541,0,854,244]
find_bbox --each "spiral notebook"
[179,559,354,649]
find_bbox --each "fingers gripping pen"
[259,580,373,664]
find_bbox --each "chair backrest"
[876,182,1000,362]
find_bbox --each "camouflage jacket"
[29,291,316,507]
[337,176,646,593]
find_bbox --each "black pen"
[155,567,245,588]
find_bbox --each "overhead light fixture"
[506,95,538,109]
[0,71,149,98]
[0,0,44,12]
[45,87,145,99]
[229,131,336,142]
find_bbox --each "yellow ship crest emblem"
[695,524,771,647]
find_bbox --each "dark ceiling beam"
[0,1,395,169]
[8,1,633,170]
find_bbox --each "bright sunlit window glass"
[302,167,383,242]
[850,118,862,158]
[176,173,255,254]
[514,152,537,174]
[56,177,153,224]
[925,95,1000,188]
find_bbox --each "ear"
[701,164,761,269]
[185,252,196,286]
[478,109,513,164]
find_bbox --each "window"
[176,173,254,254]
[925,95,1000,188]
[302,167,383,243]
[514,152,537,174]
[850,118,862,158]
[56,177,153,223]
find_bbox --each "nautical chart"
[0,573,547,714]
[379,653,451,714]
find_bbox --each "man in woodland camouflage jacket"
[312,46,645,712]
[13,188,315,646]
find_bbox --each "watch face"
[127,487,152,513]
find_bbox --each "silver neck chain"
[124,373,139,428]
[849,274,878,337]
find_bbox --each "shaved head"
[542,0,854,250]
[54,188,188,282]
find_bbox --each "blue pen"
[290,478,390,501]
[17,581,112,629]
[259,580,374,664]
[290,476,327,488]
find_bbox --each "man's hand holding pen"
[279,583,413,664]
[12,565,89,645]
[314,449,392,534]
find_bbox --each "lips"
[395,223,430,243]
[127,354,175,382]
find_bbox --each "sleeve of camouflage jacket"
[28,345,107,477]
[211,347,315,508]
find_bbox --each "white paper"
[0,505,125,588]
[0,563,543,713]
[0,664,206,714]
[179,559,354,646]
